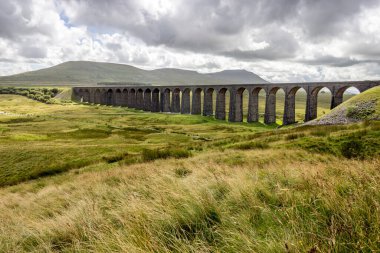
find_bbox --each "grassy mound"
[309,86,380,125]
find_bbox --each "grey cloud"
[1,0,380,73]
[296,0,379,39]
[0,1,55,41]
[59,0,380,62]
[350,42,380,58]
[106,43,122,51]
[18,46,47,59]
[301,55,380,67]
[221,28,299,61]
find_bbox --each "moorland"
[0,85,379,252]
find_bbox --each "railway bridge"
[73,81,379,125]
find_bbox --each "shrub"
[51,88,59,94]
[0,87,62,104]
[340,139,366,159]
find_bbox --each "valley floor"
[0,95,379,252]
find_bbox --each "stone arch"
[136,89,144,110]
[143,88,152,111]
[181,88,191,114]
[121,89,128,106]
[247,87,265,122]
[128,88,136,108]
[264,87,285,124]
[106,89,114,105]
[161,88,171,112]
[77,88,84,102]
[152,88,160,112]
[305,86,332,121]
[82,89,90,102]
[94,89,101,104]
[172,88,181,113]
[192,88,202,114]
[283,86,307,125]
[203,88,214,116]
[216,88,228,120]
[100,89,107,104]
[77,89,90,103]
[229,87,245,122]
[332,86,360,109]
[114,89,122,106]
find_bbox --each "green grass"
[0,93,379,252]
[0,94,269,186]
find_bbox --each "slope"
[0,61,268,86]
[307,86,380,125]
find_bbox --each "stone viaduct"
[73,81,379,125]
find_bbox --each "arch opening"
[333,86,360,109]
[305,87,332,121]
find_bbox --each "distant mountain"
[0,61,268,86]
[206,69,266,84]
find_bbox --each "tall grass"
[0,150,379,252]
[0,94,379,252]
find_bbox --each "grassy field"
[0,93,379,252]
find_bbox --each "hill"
[307,86,380,125]
[0,61,268,86]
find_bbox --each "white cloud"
[0,0,379,82]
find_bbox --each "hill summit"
[0,61,268,86]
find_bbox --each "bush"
[0,87,62,104]
[340,139,366,159]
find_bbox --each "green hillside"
[0,61,268,86]
[309,86,380,125]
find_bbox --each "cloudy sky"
[1,0,380,82]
